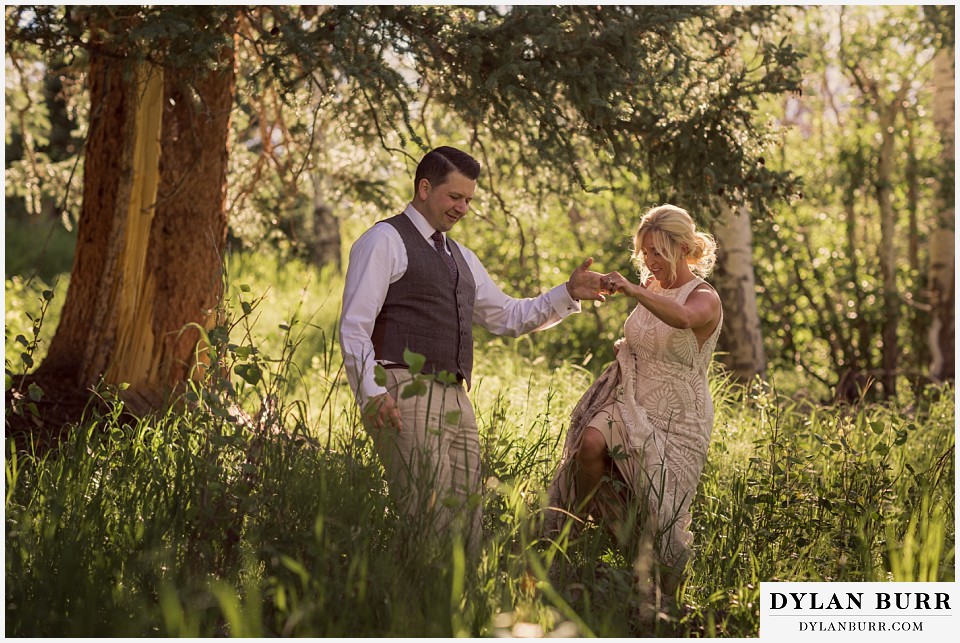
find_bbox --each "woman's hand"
[601,271,638,298]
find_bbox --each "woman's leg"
[574,426,609,502]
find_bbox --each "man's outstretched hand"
[566,257,609,302]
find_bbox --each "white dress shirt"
[340,203,582,408]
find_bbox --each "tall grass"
[5,252,955,637]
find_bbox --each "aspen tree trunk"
[905,120,928,381]
[928,48,955,382]
[307,81,341,271]
[711,200,767,382]
[38,41,236,406]
[876,108,899,397]
[309,158,342,271]
[906,124,920,274]
[837,197,871,400]
[310,191,342,270]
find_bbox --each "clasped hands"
[367,260,635,433]
[567,258,635,301]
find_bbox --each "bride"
[545,203,724,597]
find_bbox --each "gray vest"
[372,214,476,386]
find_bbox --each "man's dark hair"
[414,146,481,194]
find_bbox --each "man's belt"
[381,362,464,385]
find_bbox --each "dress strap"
[677,277,706,302]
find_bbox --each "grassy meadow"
[4,251,956,637]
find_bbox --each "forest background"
[3,4,956,638]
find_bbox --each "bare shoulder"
[687,282,722,310]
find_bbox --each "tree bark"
[876,107,899,397]
[37,35,236,407]
[144,55,236,391]
[906,122,920,275]
[711,200,767,382]
[40,53,156,386]
[306,81,341,271]
[310,176,342,271]
[928,48,955,382]
[904,118,929,384]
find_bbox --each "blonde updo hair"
[631,204,717,287]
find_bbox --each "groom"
[339,146,606,553]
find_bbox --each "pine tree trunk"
[928,48,955,382]
[37,38,236,406]
[40,54,158,387]
[711,200,767,382]
[144,57,236,391]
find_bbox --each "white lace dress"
[546,277,722,570]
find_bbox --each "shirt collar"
[403,203,442,241]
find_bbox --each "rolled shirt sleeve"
[459,245,582,336]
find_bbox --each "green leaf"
[870,421,885,435]
[445,410,462,426]
[239,283,251,293]
[210,434,233,447]
[435,370,458,386]
[234,364,262,385]
[400,379,427,399]
[20,353,33,369]
[27,383,43,401]
[41,290,54,301]
[403,348,426,375]
[374,364,387,387]
[441,497,460,509]
[608,444,628,461]
[15,335,28,347]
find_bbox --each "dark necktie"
[431,230,458,281]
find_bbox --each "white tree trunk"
[308,80,341,270]
[711,200,767,382]
[876,108,899,397]
[928,48,955,382]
